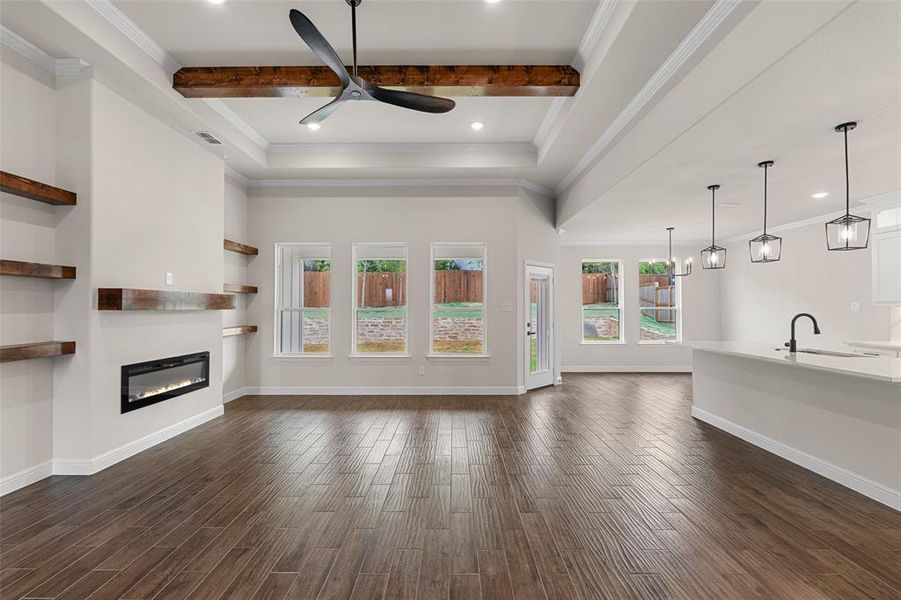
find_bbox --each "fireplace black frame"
[121,351,210,414]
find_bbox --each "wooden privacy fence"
[640,283,675,323]
[357,272,408,307]
[303,271,484,308]
[581,274,618,305]
[434,270,483,305]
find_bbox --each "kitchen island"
[689,342,901,510]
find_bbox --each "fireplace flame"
[129,377,205,402]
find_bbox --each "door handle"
[526,323,533,336]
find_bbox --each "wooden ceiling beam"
[173,65,580,98]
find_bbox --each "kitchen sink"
[774,348,872,358]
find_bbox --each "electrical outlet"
[165,272,173,286]
[418,366,425,376]
[850,302,860,312]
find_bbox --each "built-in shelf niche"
[1,341,76,363]
[223,325,257,337]
[1,259,76,280]
[224,283,258,294]
[98,288,236,311]
[223,239,258,256]
[0,171,77,206]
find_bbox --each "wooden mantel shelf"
[1,341,76,363]
[224,283,258,294]
[223,325,257,337]
[0,171,77,206]
[224,239,258,256]
[1,259,76,280]
[98,288,236,311]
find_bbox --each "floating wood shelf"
[1,259,76,280]
[224,239,258,256]
[98,288,235,311]
[0,171,77,206]
[1,341,76,363]
[224,283,258,294]
[223,325,258,337]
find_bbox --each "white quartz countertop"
[845,340,901,352]
[689,341,901,383]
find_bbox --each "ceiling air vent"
[195,131,222,145]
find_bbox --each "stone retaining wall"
[356,317,407,342]
[583,316,619,339]
[302,317,330,346]
[432,317,483,341]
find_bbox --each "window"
[431,243,487,355]
[581,260,622,343]
[353,243,408,355]
[638,260,680,344]
[275,244,331,355]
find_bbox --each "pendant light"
[665,227,691,277]
[700,185,726,269]
[826,122,870,250]
[749,160,782,263]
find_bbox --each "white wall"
[560,243,723,371]
[245,185,527,392]
[720,220,892,345]
[0,54,59,483]
[223,176,250,399]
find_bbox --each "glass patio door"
[525,263,555,390]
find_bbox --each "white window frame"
[428,242,489,358]
[580,258,624,345]
[351,242,410,357]
[637,258,682,345]
[273,243,333,358]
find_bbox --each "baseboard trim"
[0,461,53,497]
[242,385,523,396]
[563,365,691,373]
[52,405,225,477]
[223,387,247,403]
[691,406,901,512]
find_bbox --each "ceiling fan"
[289,0,456,126]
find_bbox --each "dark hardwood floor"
[2,373,900,599]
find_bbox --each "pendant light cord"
[711,188,716,244]
[843,125,850,216]
[763,163,768,235]
[351,3,358,77]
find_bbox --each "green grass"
[302,308,329,318]
[357,307,407,319]
[640,314,676,337]
[530,337,538,373]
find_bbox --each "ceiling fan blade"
[289,9,351,88]
[369,87,456,114]
[299,96,346,126]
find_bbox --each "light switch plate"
[501,303,513,312]
[166,272,173,286]
[850,302,860,312]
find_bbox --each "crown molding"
[533,97,567,147]
[560,239,707,247]
[267,142,536,155]
[1,26,55,73]
[224,166,250,188]
[85,0,181,74]
[1,26,91,76]
[557,0,743,193]
[573,0,619,72]
[247,177,548,195]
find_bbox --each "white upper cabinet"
[867,196,901,305]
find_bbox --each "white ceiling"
[1,0,899,242]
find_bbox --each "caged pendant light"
[749,160,782,263]
[665,227,692,277]
[826,122,870,251]
[700,185,726,269]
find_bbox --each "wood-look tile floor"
[2,373,901,599]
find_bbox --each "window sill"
[580,340,626,346]
[426,353,491,360]
[638,342,685,348]
[271,354,334,359]
[348,354,413,359]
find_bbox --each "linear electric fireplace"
[121,351,209,413]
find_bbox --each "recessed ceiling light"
[307,123,321,131]
[717,202,740,207]
[208,0,226,4]
[470,121,484,131]
[812,191,829,199]
[485,0,502,4]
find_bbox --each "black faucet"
[787,313,821,353]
